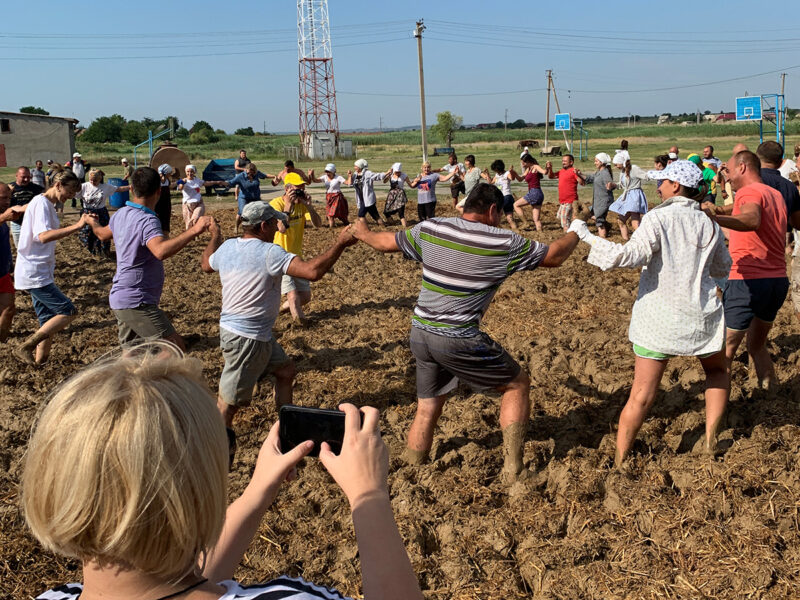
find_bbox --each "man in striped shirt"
[353,183,579,481]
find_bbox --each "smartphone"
[279,405,346,457]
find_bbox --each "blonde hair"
[89,168,105,183]
[21,345,228,580]
[50,169,80,192]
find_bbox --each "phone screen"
[279,405,346,457]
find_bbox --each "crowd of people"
[5,136,800,599]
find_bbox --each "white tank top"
[494,171,511,196]
[323,175,345,194]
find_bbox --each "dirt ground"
[2,196,800,600]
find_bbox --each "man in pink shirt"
[705,150,789,389]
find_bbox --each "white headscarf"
[354,159,368,170]
[595,152,611,165]
[392,162,402,172]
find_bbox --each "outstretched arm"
[200,219,223,273]
[285,227,357,280]
[540,232,579,267]
[352,220,400,252]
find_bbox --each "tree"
[20,106,49,115]
[190,120,214,133]
[235,126,255,136]
[510,118,526,129]
[175,127,190,138]
[121,120,148,143]
[189,129,219,144]
[82,114,126,143]
[431,111,463,146]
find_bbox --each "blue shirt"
[227,172,266,202]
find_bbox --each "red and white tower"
[297,0,339,158]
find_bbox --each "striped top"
[396,217,548,337]
[37,576,350,600]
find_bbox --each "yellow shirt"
[270,197,309,256]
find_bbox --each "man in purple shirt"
[87,167,212,349]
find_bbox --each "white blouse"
[582,196,732,355]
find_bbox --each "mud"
[2,199,800,599]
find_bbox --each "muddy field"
[2,198,800,599]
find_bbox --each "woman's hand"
[250,422,314,506]
[319,404,388,509]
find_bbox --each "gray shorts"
[218,328,291,407]
[281,274,311,295]
[409,326,521,398]
[113,304,176,348]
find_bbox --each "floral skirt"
[385,188,408,214]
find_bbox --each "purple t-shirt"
[108,204,165,310]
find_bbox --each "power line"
[338,64,800,98]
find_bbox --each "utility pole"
[263,120,266,134]
[549,72,571,152]
[544,70,552,150]
[504,108,508,138]
[696,109,700,126]
[379,116,383,133]
[780,72,786,150]
[414,20,428,162]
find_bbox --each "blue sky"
[2,1,798,133]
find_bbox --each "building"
[0,111,78,167]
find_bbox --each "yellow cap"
[284,172,305,186]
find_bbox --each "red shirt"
[728,182,788,280]
[555,167,579,204]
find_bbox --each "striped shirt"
[37,576,350,600]
[396,217,548,337]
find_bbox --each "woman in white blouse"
[568,160,732,468]
[76,169,129,257]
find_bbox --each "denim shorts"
[29,283,76,326]
[524,188,544,206]
[723,277,790,330]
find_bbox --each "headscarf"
[354,159,368,170]
[595,152,611,165]
[392,162,402,172]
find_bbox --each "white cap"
[325,163,336,173]
[668,152,678,160]
[73,152,81,158]
[121,158,128,163]
[392,162,402,172]
[185,164,196,172]
[646,159,703,188]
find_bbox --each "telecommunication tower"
[297,0,339,158]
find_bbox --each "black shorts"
[502,194,514,215]
[358,204,380,220]
[418,202,436,221]
[156,187,172,232]
[723,277,790,330]
[450,180,466,199]
[410,326,521,398]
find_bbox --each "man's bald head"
[732,143,749,155]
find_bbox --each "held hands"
[82,212,100,228]
[567,219,590,240]
[337,224,359,247]
[251,421,314,506]
[351,220,370,240]
[319,404,389,508]
[208,217,221,235]
[192,216,214,234]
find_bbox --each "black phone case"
[279,405,346,457]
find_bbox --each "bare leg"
[405,395,448,464]
[14,313,75,365]
[513,199,529,225]
[745,318,777,388]
[598,224,608,239]
[497,370,531,479]
[531,206,542,231]
[0,293,16,341]
[615,356,667,467]
[618,215,630,240]
[272,361,296,409]
[328,216,334,228]
[698,350,729,453]
[287,290,311,321]
[505,213,518,231]
[725,327,748,370]
[629,212,641,231]
[217,398,238,429]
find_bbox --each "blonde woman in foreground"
[22,345,423,600]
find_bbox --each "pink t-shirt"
[728,182,788,280]
[556,167,579,204]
